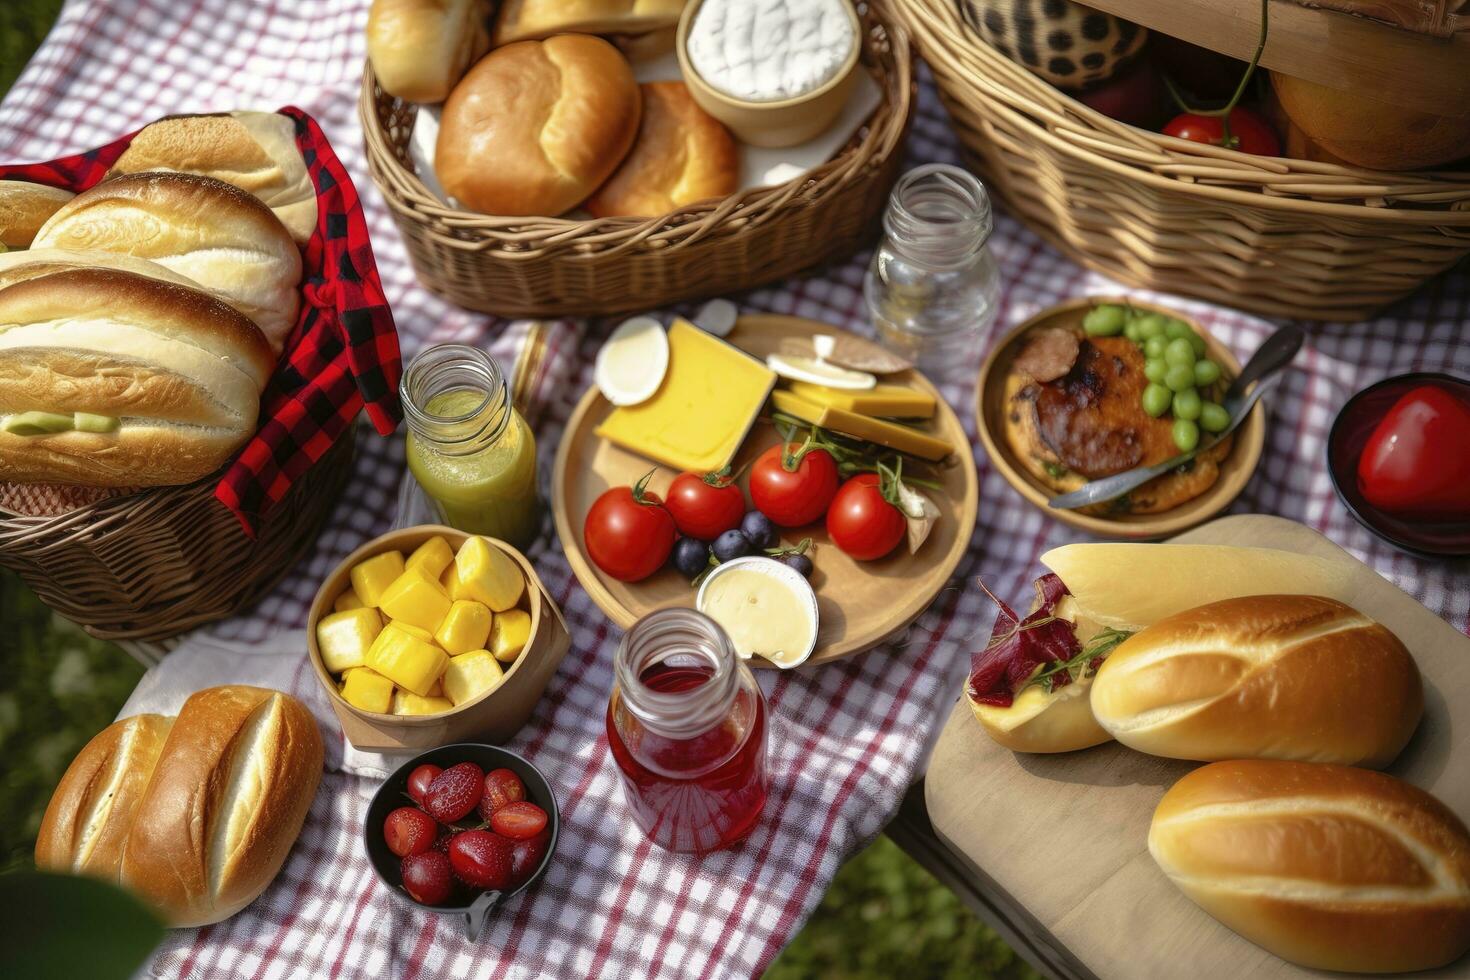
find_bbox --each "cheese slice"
[596,318,776,473]
[770,390,954,461]
[787,381,936,419]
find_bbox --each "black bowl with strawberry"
[364,744,559,940]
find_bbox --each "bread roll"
[367,0,491,104]
[108,111,317,243]
[1090,595,1422,768]
[0,180,74,248]
[1150,760,1470,973]
[494,0,685,44]
[0,268,274,486]
[586,81,738,218]
[0,247,201,293]
[34,172,302,352]
[437,35,640,216]
[36,687,323,928]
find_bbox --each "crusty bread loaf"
[36,686,323,928]
[33,172,302,352]
[1090,595,1422,768]
[0,247,201,293]
[108,111,317,243]
[586,81,738,218]
[0,180,74,248]
[494,0,685,44]
[1271,72,1470,172]
[437,35,641,216]
[367,0,491,104]
[0,268,275,486]
[1150,760,1470,973]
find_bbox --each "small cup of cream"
[695,556,820,669]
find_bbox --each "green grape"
[1144,358,1168,384]
[1193,359,1221,386]
[1164,337,1196,367]
[1083,305,1127,336]
[1173,418,1200,452]
[1200,401,1230,433]
[1138,314,1168,341]
[1124,321,1143,343]
[1141,383,1173,418]
[1188,332,1208,357]
[1164,319,1193,340]
[1144,336,1168,359]
[1172,387,1202,420]
[1165,363,1195,392]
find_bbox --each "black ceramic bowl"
[364,743,560,940]
[1326,372,1470,558]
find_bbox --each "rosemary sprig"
[1022,627,1133,695]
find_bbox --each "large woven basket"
[360,1,914,318]
[0,426,354,643]
[892,0,1470,322]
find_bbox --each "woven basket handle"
[1289,0,1467,37]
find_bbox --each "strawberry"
[424,762,484,823]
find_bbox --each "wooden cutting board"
[924,514,1470,979]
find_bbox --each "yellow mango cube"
[316,607,383,675]
[378,568,451,634]
[435,600,492,656]
[367,623,449,697]
[391,689,455,716]
[450,537,524,612]
[489,608,532,664]
[350,551,405,607]
[442,650,504,706]
[389,620,432,643]
[340,667,394,714]
[333,588,365,613]
[406,535,455,579]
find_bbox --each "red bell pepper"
[1357,384,1470,521]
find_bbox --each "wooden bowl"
[306,525,571,752]
[975,297,1266,539]
[551,314,980,668]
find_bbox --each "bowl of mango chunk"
[307,526,571,751]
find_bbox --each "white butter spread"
[687,0,856,103]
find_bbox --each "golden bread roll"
[36,686,323,928]
[34,172,302,352]
[0,180,74,248]
[0,268,275,486]
[0,247,201,292]
[494,0,685,44]
[608,25,678,62]
[367,0,492,104]
[586,81,738,218]
[437,35,641,216]
[1271,72,1470,171]
[108,111,317,242]
[1091,595,1422,768]
[1150,760,1470,973]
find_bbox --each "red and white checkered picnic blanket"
[4,3,1467,979]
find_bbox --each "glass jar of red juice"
[606,608,769,854]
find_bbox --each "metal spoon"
[1047,325,1304,511]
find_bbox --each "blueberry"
[713,529,753,563]
[739,511,777,549]
[778,553,814,578]
[671,538,710,578]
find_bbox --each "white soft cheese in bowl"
[686,0,857,103]
[696,557,819,669]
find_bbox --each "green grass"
[0,0,65,95]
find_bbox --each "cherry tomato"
[749,442,839,527]
[1357,384,1470,520]
[490,801,549,841]
[1163,107,1280,156]
[665,470,745,540]
[826,474,906,561]
[584,471,676,581]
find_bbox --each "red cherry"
[424,762,484,823]
[449,830,514,890]
[406,764,442,808]
[491,802,548,841]
[401,850,454,905]
[509,829,551,886]
[384,807,439,858]
[478,768,526,820]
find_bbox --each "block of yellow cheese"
[341,667,394,714]
[378,568,451,634]
[367,623,449,697]
[391,689,455,716]
[595,318,776,472]
[442,650,505,706]
[349,551,404,607]
[770,390,954,461]
[316,606,383,675]
[787,381,936,419]
[436,599,493,656]
[450,537,525,612]
[405,535,455,579]
[489,608,532,663]
[333,588,366,613]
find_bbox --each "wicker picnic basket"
[360,1,914,318]
[891,0,1470,322]
[0,427,354,643]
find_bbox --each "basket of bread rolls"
[0,109,400,642]
[359,0,914,317]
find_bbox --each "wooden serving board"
[924,515,1470,980]
[550,315,979,668]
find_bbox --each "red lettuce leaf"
[967,573,1080,707]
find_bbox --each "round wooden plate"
[975,297,1265,539]
[552,314,980,668]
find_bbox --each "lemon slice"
[765,353,876,390]
[595,316,669,406]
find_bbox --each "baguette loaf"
[0,268,274,486]
[367,0,491,104]
[36,686,323,928]
[33,172,302,352]
[494,0,686,44]
[1150,760,1470,973]
[1090,595,1422,768]
[0,180,74,247]
[0,247,200,292]
[108,111,317,243]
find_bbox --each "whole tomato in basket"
[585,471,677,582]
[665,469,745,540]
[1163,107,1280,156]
[750,441,839,527]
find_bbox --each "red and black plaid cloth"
[0,107,401,534]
